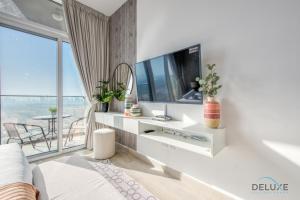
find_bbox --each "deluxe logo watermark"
[252,177,288,194]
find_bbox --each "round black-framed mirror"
[110,63,134,101]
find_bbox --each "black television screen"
[135,44,202,104]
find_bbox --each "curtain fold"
[63,0,110,149]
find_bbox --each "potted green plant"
[113,82,126,101]
[94,81,114,112]
[195,64,222,128]
[48,107,57,116]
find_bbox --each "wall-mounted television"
[135,44,202,104]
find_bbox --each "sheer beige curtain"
[63,0,109,149]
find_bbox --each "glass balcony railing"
[0,95,88,157]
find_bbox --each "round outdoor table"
[32,114,71,147]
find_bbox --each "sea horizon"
[0,95,88,144]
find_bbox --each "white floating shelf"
[95,112,226,158]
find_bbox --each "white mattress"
[0,143,32,185]
[33,160,126,200]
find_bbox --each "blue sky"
[0,26,85,96]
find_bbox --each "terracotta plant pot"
[204,97,220,128]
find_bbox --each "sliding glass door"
[0,26,58,156]
[62,42,87,149]
[0,25,87,158]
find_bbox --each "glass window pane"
[0,26,58,156]
[0,26,57,95]
[62,42,87,149]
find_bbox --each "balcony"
[0,95,88,157]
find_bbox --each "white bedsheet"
[33,160,126,200]
[0,143,32,185]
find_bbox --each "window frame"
[0,12,85,162]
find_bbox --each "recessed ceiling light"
[52,13,63,21]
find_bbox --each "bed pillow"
[0,143,33,185]
[0,182,39,200]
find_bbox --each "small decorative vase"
[204,97,220,128]
[101,102,109,112]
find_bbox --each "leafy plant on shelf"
[195,64,222,97]
[94,81,114,103]
[48,107,57,115]
[113,82,126,101]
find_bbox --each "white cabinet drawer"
[104,115,114,127]
[137,135,210,174]
[95,113,139,135]
[95,113,114,127]
[123,118,139,135]
[114,116,123,129]
[167,145,209,174]
[137,135,169,165]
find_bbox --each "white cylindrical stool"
[93,128,115,159]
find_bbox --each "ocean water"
[0,96,88,143]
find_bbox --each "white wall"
[137,0,300,199]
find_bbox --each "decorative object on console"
[124,94,134,116]
[94,81,114,112]
[153,104,172,121]
[196,64,222,128]
[130,104,142,117]
[204,97,221,128]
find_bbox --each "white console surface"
[95,112,226,158]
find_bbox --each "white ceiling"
[77,0,126,16]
